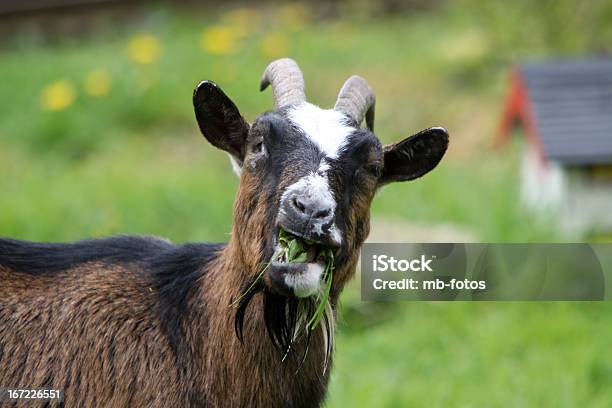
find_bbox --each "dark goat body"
[0,236,331,407]
[0,58,449,407]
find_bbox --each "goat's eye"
[364,163,382,178]
[251,141,265,155]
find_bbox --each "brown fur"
[0,158,368,407]
[0,246,333,407]
[0,78,447,407]
[0,132,376,408]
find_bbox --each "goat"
[0,58,448,407]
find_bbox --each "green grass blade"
[307,253,334,330]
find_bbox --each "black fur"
[193,80,250,162]
[234,281,320,368]
[0,235,174,274]
[380,127,449,184]
[233,276,265,343]
[147,241,224,364]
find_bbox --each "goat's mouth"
[265,229,335,298]
[233,227,336,366]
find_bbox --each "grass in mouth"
[230,229,334,331]
[277,229,335,331]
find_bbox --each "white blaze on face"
[280,102,352,243]
[287,102,352,159]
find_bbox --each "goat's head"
[193,58,447,351]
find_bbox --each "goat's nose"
[288,194,333,221]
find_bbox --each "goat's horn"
[334,75,376,131]
[259,58,306,109]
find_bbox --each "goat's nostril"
[293,197,306,213]
[313,208,331,219]
[288,194,332,220]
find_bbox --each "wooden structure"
[497,56,612,234]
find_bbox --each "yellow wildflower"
[84,69,111,97]
[127,34,162,65]
[40,80,76,112]
[201,25,239,55]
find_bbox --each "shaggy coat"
[0,235,333,407]
[0,58,448,407]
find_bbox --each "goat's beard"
[233,275,334,372]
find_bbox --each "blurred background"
[1,0,612,406]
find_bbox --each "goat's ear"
[379,127,448,186]
[193,80,249,163]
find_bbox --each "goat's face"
[193,59,448,301]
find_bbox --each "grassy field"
[1,1,612,406]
